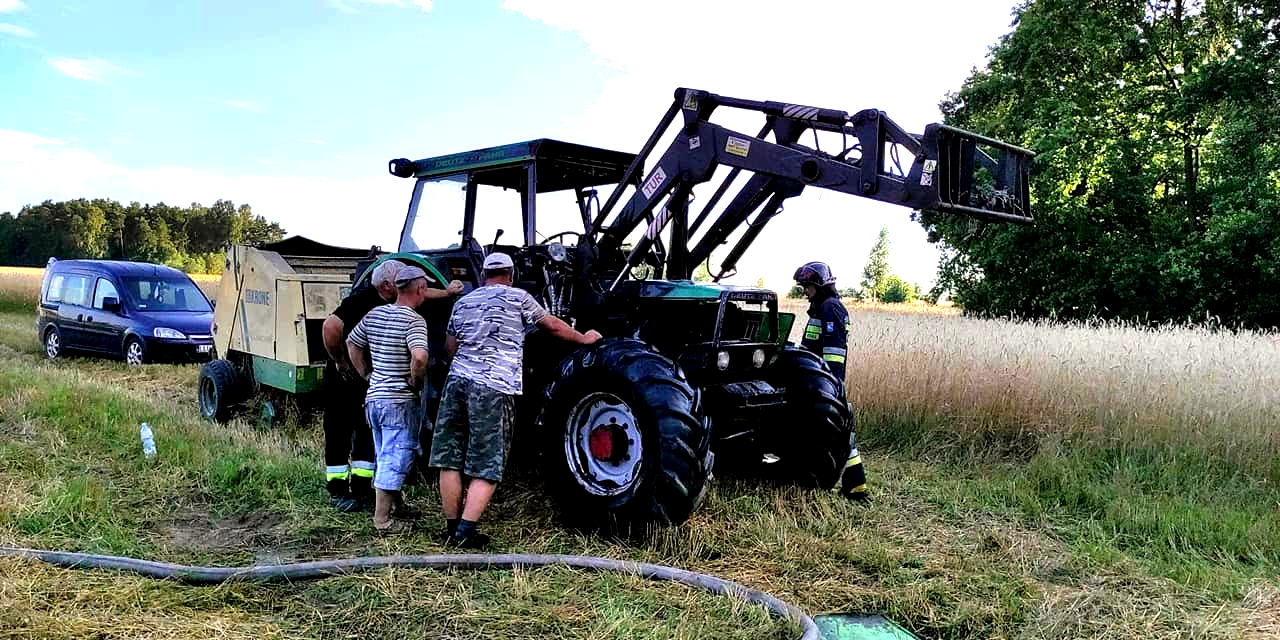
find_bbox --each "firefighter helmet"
[793,261,836,287]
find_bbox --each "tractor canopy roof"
[398,139,636,193]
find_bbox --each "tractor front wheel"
[762,346,854,489]
[538,339,712,536]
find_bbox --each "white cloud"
[301,139,327,145]
[47,57,138,81]
[65,111,88,123]
[223,99,259,111]
[0,22,33,37]
[500,0,1019,290]
[328,0,431,13]
[0,129,407,251]
[0,0,26,14]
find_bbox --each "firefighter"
[793,261,868,501]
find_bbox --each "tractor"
[348,88,1032,533]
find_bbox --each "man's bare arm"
[423,280,465,300]
[322,315,347,363]
[346,340,372,380]
[537,315,602,345]
[409,347,430,390]
[445,335,459,361]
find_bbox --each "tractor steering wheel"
[540,231,581,246]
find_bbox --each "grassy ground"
[1,273,1278,638]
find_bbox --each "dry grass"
[1,282,1278,638]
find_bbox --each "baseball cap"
[482,252,514,270]
[394,265,427,285]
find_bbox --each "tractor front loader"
[375,88,1034,534]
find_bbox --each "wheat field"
[779,300,1280,470]
[0,266,221,303]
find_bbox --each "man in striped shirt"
[347,265,434,534]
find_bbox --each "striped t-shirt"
[347,304,430,401]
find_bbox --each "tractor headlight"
[716,350,731,371]
[547,242,568,262]
[154,327,187,340]
[752,348,766,368]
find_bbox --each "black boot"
[326,478,360,513]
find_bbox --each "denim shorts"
[364,399,422,491]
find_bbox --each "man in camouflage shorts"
[431,252,602,548]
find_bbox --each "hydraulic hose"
[0,547,818,640]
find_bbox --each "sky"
[0,0,1021,292]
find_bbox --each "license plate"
[197,345,213,353]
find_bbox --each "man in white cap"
[346,265,441,534]
[431,252,602,548]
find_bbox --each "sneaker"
[446,530,491,550]
[328,495,361,513]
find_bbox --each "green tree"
[0,197,285,268]
[921,0,1280,327]
[880,275,918,304]
[859,226,891,301]
[786,285,805,299]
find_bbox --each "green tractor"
[365,88,1033,533]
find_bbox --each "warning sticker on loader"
[725,136,751,157]
[920,159,937,187]
[641,167,667,200]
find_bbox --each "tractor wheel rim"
[45,332,59,358]
[126,342,143,365]
[565,392,643,497]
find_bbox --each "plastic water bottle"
[140,422,156,459]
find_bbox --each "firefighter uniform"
[794,262,868,501]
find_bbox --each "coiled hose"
[0,547,818,640]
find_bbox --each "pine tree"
[859,226,890,300]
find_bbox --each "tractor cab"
[388,139,636,307]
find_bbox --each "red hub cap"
[588,425,626,462]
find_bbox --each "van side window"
[93,278,120,309]
[45,274,66,303]
[60,274,92,306]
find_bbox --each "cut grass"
[0,295,1276,636]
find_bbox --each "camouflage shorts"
[429,375,516,482]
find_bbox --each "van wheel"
[124,337,147,366]
[44,327,62,359]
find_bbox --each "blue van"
[37,258,215,365]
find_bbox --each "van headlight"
[154,327,187,340]
[752,348,766,368]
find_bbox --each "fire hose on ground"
[0,547,820,640]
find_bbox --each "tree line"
[785,226,925,303]
[0,199,285,274]
[922,0,1280,328]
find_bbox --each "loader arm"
[593,88,1034,285]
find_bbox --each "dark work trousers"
[322,361,376,499]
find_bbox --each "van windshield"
[121,277,212,312]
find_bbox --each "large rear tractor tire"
[762,346,853,489]
[199,359,242,423]
[538,339,712,536]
